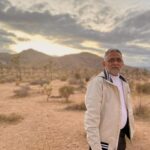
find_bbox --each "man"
[84,49,134,150]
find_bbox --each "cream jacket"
[84,71,134,150]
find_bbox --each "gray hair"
[104,49,122,60]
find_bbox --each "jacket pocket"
[101,141,109,150]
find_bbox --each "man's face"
[103,51,124,76]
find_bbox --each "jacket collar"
[98,69,127,83]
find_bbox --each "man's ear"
[122,60,124,66]
[102,61,105,67]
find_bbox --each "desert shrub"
[5,76,16,82]
[85,77,90,82]
[14,85,30,97]
[129,81,135,93]
[134,104,149,119]
[65,101,86,111]
[0,78,6,83]
[60,75,67,81]
[30,79,49,86]
[0,77,15,83]
[68,77,83,85]
[77,80,86,90]
[15,79,21,86]
[59,85,74,102]
[136,83,150,94]
[74,72,81,80]
[0,113,23,124]
[43,83,52,101]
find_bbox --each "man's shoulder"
[88,73,104,84]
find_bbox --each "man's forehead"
[107,51,122,58]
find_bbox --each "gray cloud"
[0,0,11,11]
[0,29,16,53]
[0,0,150,67]
[0,29,16,44]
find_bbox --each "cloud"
[0,29,16,53]
[0,0,150,67]
[0,29,16,44]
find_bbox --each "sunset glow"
[11,35,81,56]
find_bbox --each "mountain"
[0,52,11,65]
[0,49,103,70]
[18,49,53,66]
[55,52,103,70]
[0,49,147,72]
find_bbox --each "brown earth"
[0,81,149,150]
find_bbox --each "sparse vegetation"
[59,85,74,102]
[68,78,80,85]
[0,50,149,150]
[0,113,23,124]
[30,79,49,86]
[43,83,52,101]
[60,75,67,81]
[136,83,150,94]
[65,101,86,111]
[11,54,22,84]
[13,85,30,97]
[134,103,150,120]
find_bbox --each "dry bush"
[30,79,49,86]
[15,79,21,86]
[14,85,30,97]
[75,80,86,92]
[65,101,86,111]
[0,78,7,83]
[73,72,81,80]
[136,83,150,94]
[42,83,52,101]
[134,103,150,120]
[59,85,74,102]
[0,113,23,124]
[0,76,15,83]
[129,81,135,93]
[68,78,81,85]
[60,75,67,81]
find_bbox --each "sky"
[0,0,150,68]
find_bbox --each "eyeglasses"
[107,58,123,63]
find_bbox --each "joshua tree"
[11,54,22,84]
[43,83,52,102]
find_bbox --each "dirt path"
[0,83,149,150]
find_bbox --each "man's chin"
[110,69,120,76]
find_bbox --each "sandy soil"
[0,82,149,150]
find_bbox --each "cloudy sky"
[0,0,150,68]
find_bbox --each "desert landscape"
[1,0,150,149]
[0,50,150,150]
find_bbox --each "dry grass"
[65,101,86,111]
[13,85,30,97]
[0,113,23,124]
[0,81,149,150]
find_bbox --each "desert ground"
[0,80,149,150]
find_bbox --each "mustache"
[112,67,120,69]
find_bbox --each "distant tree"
[136,83,150,95]
[74,72,81,80]
[11,54,22,84]
[0,62,3,78]
[59,85,74,102]
[48,60,53,81]
[43,83,52,102]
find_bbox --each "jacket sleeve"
[127,84,135,139]
[84,77,103,150]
